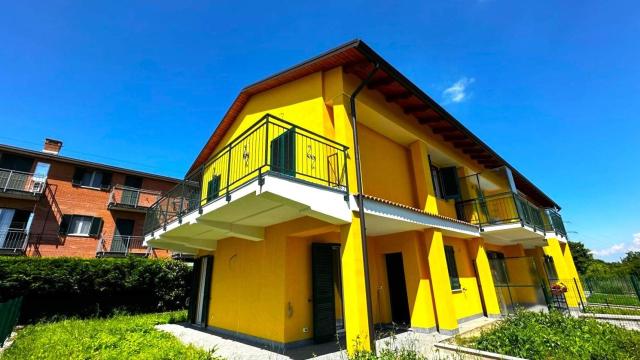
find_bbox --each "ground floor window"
[444,245,461,290]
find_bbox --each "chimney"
[43,138,63,155]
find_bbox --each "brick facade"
[0,144,179,258]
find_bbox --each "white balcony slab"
[145,173,352,252]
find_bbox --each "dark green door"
[312,243,336,343]
[111,219,135,253]
[270,128,296,176]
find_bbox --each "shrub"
[1,311,218,359]
[464,309,640,359]
[0,257,192,322]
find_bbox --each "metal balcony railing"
[144,114,349,235]
[0,229,29,253]
[456,192,546,232]
[108,185,162,210]
[96,235,149,256]
[0,168,46,195]
[544,208,568,238]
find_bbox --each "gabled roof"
[189,39,559,209]
[0,143,180,183]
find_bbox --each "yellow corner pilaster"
[409,141,438,214]
[560,241,587,303]
[544,238,579,307]
[410,233,438,330]
[423,229,458,333]
[467,238,501,317]
[340,215,373,353]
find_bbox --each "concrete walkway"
[157,317,497,360]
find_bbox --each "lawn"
[584,305,640,316]
[1,311,219,360]
[587,292,640,306]
[456,310,640,359]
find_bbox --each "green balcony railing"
[456,191,546,232]
[144,114,349,236]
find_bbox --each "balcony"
[0,229,29,255]
[143,114,352,253]
[544,208,568,239]
[456,192,547,247]
[107,185,162,213]
[0,168,46,200]
[96,235,150,257]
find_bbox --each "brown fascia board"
[185,39,560,210]
[0,143,181,183]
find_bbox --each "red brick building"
[0,139,179,258]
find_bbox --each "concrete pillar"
[467,238,501,317]
[340,215,373,353]
[544,238,579,307]
[423,229,458,334]
[410,233,438,332]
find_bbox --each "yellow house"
[143,40,584,353]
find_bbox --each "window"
[59,215,103,237]
[428,160,460,200]
[544,256,559,281]
[444,245,461,291]
[270,128,296,176]
[0,153,34,172]
[72,167,112,189]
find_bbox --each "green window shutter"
[72,167,85,186]
[270,128,296,176]
[440,167,461,200]
[206,175,221,202]
[59,215,73,235]
[89,217,103,237]
[444,245,461,290]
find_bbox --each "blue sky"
[1,1,638,260]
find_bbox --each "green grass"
[584,305,640,316]
[457,310,640,360]
[587,292,640,306]
[1,311,219,360]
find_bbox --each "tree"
[621,251,640,275]
[568,241,594,275]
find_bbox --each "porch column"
[560,241,587,304]
[467,238,501,317]
[340,215,374,353]
[423,229,458,334]
[543,238,579,307]
[410,233,438,332]
[409,141,438,214]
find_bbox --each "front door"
[312,243,338,343]
[385,253,411,326]
[111,219,135,253]
[191,256,213,326]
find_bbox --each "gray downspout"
[349,63,379,352]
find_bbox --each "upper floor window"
[430,162,461,200]
[0,153,34,172]
[72,167,112,190]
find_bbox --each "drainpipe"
[349,62,379,352]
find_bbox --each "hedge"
[0,257,192,323]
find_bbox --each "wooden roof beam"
[432,126,458,134]
[453,140,476,149]
[443,133,467,141]
[470,153,493,160]
[367,76,394,89]
[417,117,441,125]
[343,61,370,74]
[403,104,431,114]
[462,147,485,154]
[385,91,412,102]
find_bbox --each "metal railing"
[96,235,149,256]
[0,297,22,346]
[456,191,545,232]
[0,229,29,253]
[144,114,349,235]
[0,168,46,195]
[544,208,567,237]
[108,185,162,209]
